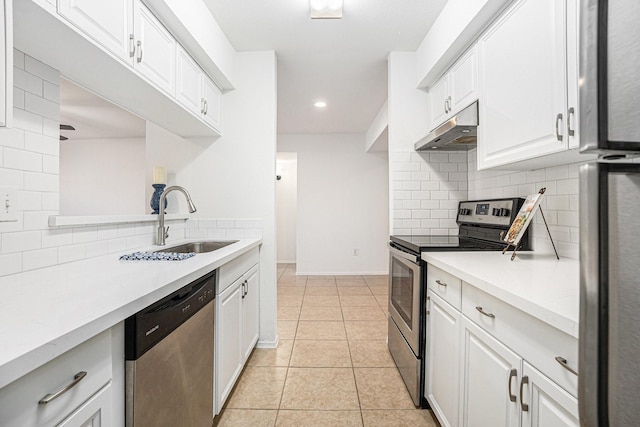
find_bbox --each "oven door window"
[390,257,415,325]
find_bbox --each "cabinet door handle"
[555,356,578,376]
[38,371,87,404]
[245,279,248,296]
[204,99,208,115]
[201,98,205,114]
[435,279,447,287]
[519,376,529,412]
[129,34,135,57]
[137,40,143,63]
[475,306,495,318]
[555,113,563,141]
[241,281,246,298]
[447,96,452,113]
[508,369,517,402]
[567,107,575,137]
[444,99,448,114]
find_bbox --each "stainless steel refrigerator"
[579,1,640,426]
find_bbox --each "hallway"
[214,264,438,426]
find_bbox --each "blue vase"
[150,184,167,214]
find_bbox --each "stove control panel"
[457,199,522,227]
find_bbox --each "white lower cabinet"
[216,275,244,411]
[215,247,260,414]
[460,317,521,427]
[0,326,123,427]
[425,291,461,427]
[424,271,579,427]
[521,361,579,427]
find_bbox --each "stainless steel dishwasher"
[124,270,216,427]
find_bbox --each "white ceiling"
[59,78,146,141]
[204,0,447,134]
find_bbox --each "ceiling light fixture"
[314,101,327,108]
[310,0,343,19]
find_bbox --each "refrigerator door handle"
[579,162,605,425]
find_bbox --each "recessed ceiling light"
[314,101,327,108]
[310,0,343,19]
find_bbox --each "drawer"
[218,246,259,294]
[427,264,462,310]
[0,329,113,427]
[462,283,578,397]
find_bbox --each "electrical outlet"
[353,248,359,256]
[0,187,18,222]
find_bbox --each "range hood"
[414,101,478,151]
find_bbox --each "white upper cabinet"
[477,0,581,169]
[58,0,134,64]
[133,1,175,96]
[176,44,222,134]
[1,0,12,128]
[202,75,222,133]
[428,46,478,131]
[176,44,203,115]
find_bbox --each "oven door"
[388,243,422,355]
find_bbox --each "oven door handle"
[388,242,419,264]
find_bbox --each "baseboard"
[277,259,296,264]
[295,270,388,276]
[257,336,279,349]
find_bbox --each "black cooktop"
[390,234,507,254]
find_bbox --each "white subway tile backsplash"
[216,219,235,229]
[85,240,109,258]
[24,55,59,84]
[206,228,227,239]
[14,49,25,70]
[23,211,54,231]
[43,82,60,103]
[14,87,25,109]
[41,192,59,211]
[58,244,86,264]
[41,229,73,248]
[3,147,42,172]
[72,226,98,244]
[19,191,43,211]
[24,132,58,155]
[0,127,26,149]
[24,171,58,192]
[13,109,43,134]
[13,68,43,96]
[0,253,23,276]
[43,118,59,139]
[42,155,59,174]
[25,93,60,121]
[108,238,128,254]
[23,248,58,271]
[2,231,41,254]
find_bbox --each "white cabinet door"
[175,44,203,116]
[449,46,478,115]
[521,362,579,427]
[215,278,243,411]
[133,0,175,96]
[242,264,260,361]
[58,0,133,64]
[428,75,450,131]
[477,0,568,169]
[202,76,222,133]
[425,292,461,427]
[460,317,521,427]
[57,382,112,427]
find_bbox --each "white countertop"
[422,251,579,338]
[0,238,261,389]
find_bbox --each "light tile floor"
[214,264,440,427]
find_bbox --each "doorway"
[276,152,297,263]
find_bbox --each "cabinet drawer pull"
[555,356,578,376]
[137,40,143,63]
[475,306,495,318]
[435,279,447,287]
[555,113,563,141]
[519,375,529,412]
[129,34,135,57]
[508,368,517,402]
[567,107,575,137]
[38,371,87,404]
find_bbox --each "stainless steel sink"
[155,240,239,254]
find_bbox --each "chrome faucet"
[157,186,197,246]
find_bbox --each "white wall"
[276,153,297,263]
[278,133,389,275]
[60,137,146,215]
[388,52,469,235]
[178,51,279,346]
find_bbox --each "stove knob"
[501,208,511,217]
[492,208,500,216]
